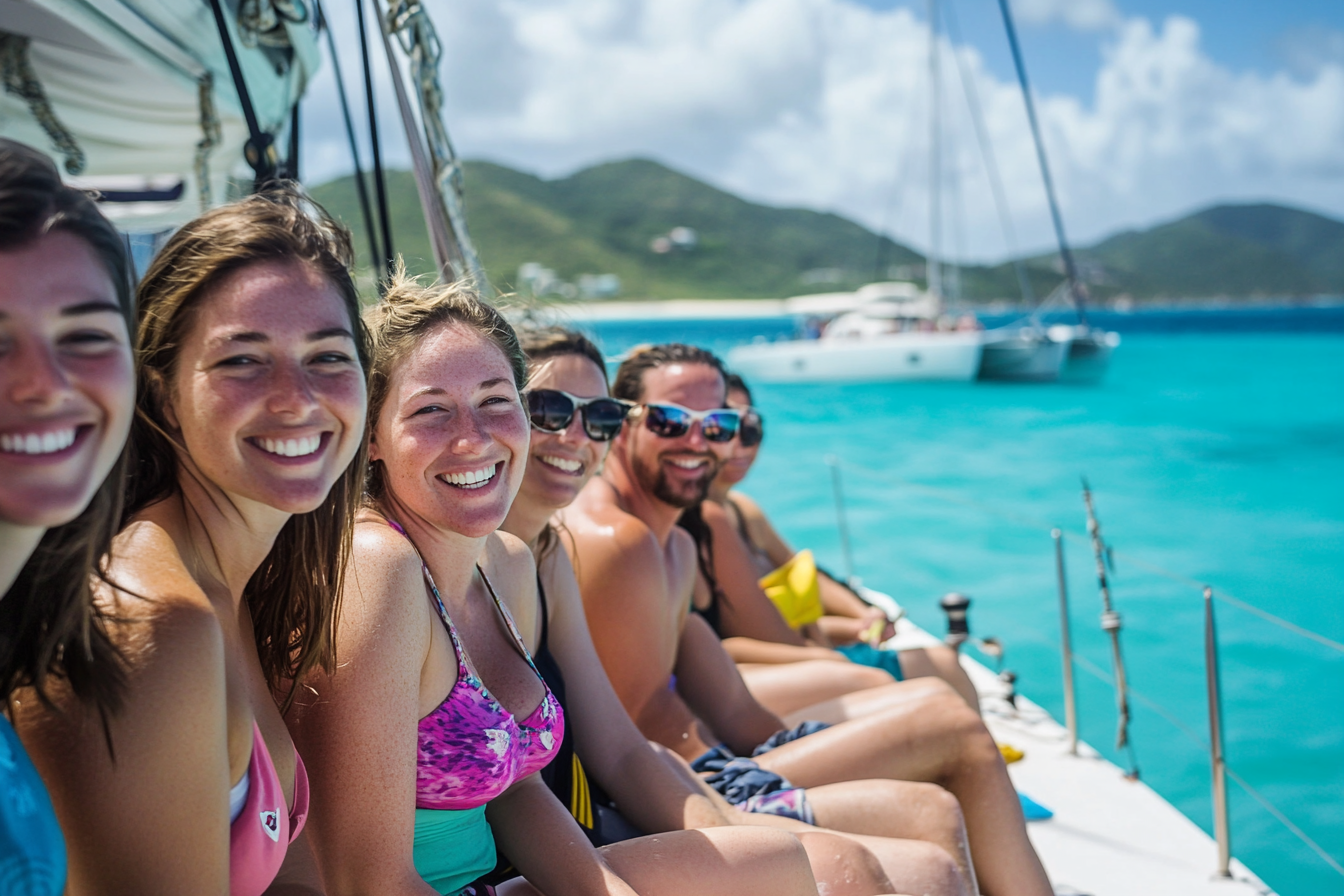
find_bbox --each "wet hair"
[519,326,607,385]
[611,343,727,404]
[129,186,370,705]
[0,138,133,719]
[363,269,526,503]
[676,502,726,623]
[725,372,753,406]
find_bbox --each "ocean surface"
[576,306,1344,896]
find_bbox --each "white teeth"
[541,455,582,473]
[668,458,707,469]
[0,428,76,455]
[442,464,498,489]
[257,435,322,458]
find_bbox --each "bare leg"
[739,660,896,718]
[598,827,820,896]
[795,830,966,896]
[897,646,981,713]
[756,680,1052,896]
[781,676,957,727]
[806,780,977,892]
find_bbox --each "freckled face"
[164,260,366,515]
[371,322,529,538]
[518,353,611,513]
[0,231,134,528]
[717,384,758,488]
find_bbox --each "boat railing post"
[1053,529,1079,755]
[825,455,857,585]
[1204,585,1232,877]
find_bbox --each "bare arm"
[676,613,785,756]
[17,578,231,893]
[538,546,729,831]
[721,636,849,665]
[487,775,638,896]
[286,523,439,895]
[700,501,808,646]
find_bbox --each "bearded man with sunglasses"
[559,343,1053,896]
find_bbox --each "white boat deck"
[884,619,1275,896]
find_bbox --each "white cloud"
[1013,0,1121,32]
[300,0,1344,265]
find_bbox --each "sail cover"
[0,0,319,230]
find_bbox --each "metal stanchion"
[1053,529,1079,755]
[1204,585,1232,877]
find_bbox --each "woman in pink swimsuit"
[16,189,369,894]
[289,274,825,896]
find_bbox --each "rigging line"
[994,0,1088,326]
[354,0,395,280]
[315,0,381,271]
[205,0,276,187]
[1072,652,1208,753]
[1224,766,1344,877]
[941,0,1036,307]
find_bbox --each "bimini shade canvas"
[0,0,320,230]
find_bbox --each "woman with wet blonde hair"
[16,186,370,895]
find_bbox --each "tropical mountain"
[309,159,1344,302]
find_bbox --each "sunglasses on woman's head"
[737,409,764,448]
[527,389,634,441]
[639,403,742,443]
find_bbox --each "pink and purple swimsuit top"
[387,521,564,812]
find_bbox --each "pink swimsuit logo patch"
[260,808,280,842]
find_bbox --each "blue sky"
[303,0,1344,262]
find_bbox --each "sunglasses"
[527,389,634,442]
[737,408,764,448]
[639,402,742,443]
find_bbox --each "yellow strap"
[759,549,824,629]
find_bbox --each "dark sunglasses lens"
[528,390,575,432]
[739,414,764,448]
[644,404,691,438]
[581,399,630,441]
[701,411,741,443]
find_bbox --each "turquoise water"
[585,315,1344,895]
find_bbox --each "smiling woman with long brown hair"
[14,187,369,895]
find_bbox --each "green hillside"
[309,159,1344,302]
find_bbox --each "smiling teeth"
[668,458,707,469]
[258,435,322,458]
[443,464,497,489]
[0,428,76,455]
[541,455,582,473]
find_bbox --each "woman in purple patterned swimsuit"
[287,273,827,896]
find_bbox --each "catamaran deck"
[887,621,1275,896]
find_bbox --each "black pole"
[206,0,277,190]
[286,104,300,182]
[318,0,381,270]
[355,0,395,279]
[995,0,1088,326]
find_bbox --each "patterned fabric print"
[742,789,815,825]
[386,522,564,812]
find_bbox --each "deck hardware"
[998,669,1018,708]
[939,592,971,650]
[1082,479,1139,779]
[1204,586,1232,877]
[824,456,857,586]
[1052,529,1080,755]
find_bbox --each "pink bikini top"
[228,721,309,896]
[386,520,564,812]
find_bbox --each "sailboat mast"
[995,0,1088,326]
[927,0,943,300]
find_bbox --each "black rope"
[206,0,278,191]
[316,0,381,270]
[285,104,300,181]
[355,0,395,279]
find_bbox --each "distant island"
[310,158,1344,303]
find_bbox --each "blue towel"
[836,641,904,680]
[1018,792,1054,821]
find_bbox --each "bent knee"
[903,841,967,896]
[912,782,966,840]
[796,832,889,892]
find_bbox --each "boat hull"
[977,329,1068,382]
[728,333,983,383]
[1049,325,1121,383]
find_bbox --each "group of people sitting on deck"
[0,136,1053,896]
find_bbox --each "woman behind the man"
[0,139,137,893]
[288,275,821,896]
[15,188,370,894]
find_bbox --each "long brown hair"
[128,187,370,705]
[363,269,527,504]
[0,139,132,718]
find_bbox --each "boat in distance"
[727,282,984,383]
[977,324,1069,382]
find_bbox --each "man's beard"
[633,449,719,509]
